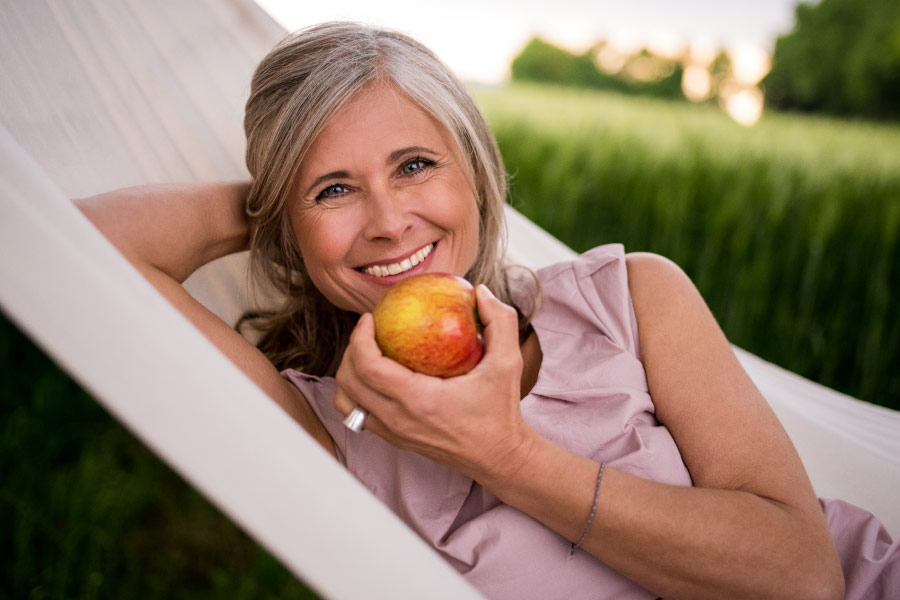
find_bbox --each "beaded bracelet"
[569,461,606,557]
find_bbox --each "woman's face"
[290,83,481,314]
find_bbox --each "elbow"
[783,506,845,600]
[802,580,844,600]
[816,572,845,600]
[766,523,845,600]
[797,555,845,600]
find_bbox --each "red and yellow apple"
[372,273,483,378]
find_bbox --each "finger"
[475,284,521,357]
[349,409,396,443]
[341,314,391,387]
[342,405,368,432]
[336,314,414,420]
[349,312,422,395]
[342,313,379,373]
[334,329,382,417]
[334,374,393,434]
[334,375,413,439]
[348,313,379,356]
[348,313,403,377]
[332,383,356,418]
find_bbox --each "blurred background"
[256,0,899,124]
[2,0,899,598]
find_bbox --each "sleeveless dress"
[283,244,899,599]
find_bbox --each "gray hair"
[241,21,522,375]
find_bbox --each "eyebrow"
[387,145,437,164]
[305,170,350,197]
[303,146,440,197]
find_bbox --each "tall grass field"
[2,83,898,598]
[476,83,900,412]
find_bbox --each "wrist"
[475,428,604,545]
[482,422,540,484]
[476,424,549,503]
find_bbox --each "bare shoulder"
[624,252,705,329]
[623,250,727,396]
[625,252,695,300]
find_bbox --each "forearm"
[75,181,251,282]
[482,432,842,600]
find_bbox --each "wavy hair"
[241,21,533,376]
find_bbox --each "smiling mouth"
[360,243,435,277]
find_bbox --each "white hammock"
[1,1,898,598]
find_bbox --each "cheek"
[462,203,480,258]
[430,176,480,233]
[431,192,481,274]
[458,193,482,257]
[291,211,351,277]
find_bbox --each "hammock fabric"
[1,1,898,598]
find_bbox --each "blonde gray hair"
[242,21,523,375]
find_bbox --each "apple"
[372,273,484,377]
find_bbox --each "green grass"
[0,316,319,599]
[474,83,900,410]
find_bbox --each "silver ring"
[343,406,368,432]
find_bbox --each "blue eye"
[316,184,348,201]
[401,157,433,176]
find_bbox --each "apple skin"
[372,273,484,378]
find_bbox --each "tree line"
[764,0,900,120]
[510,0,900,121]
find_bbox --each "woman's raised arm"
[74,182,336,455]
[75,182,251,282]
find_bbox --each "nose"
[363,186,413,242]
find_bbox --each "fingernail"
[477,284,495,299]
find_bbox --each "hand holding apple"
[372,273,483,377]
[335,282,533,481]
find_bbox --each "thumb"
[351,311,375,341]
[475,284,520,355]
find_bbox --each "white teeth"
[363,243,433,277]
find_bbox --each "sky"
[253,0,805,84]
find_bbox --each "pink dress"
[284,244,898,599]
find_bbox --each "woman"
[76,21,896,600]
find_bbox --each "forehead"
[302,83,456,166]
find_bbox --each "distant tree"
[510,38,625,91]
[510,37,685,100]
[764,0,900,119]
[634,61,685,101]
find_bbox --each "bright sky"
[253,0,802,84]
